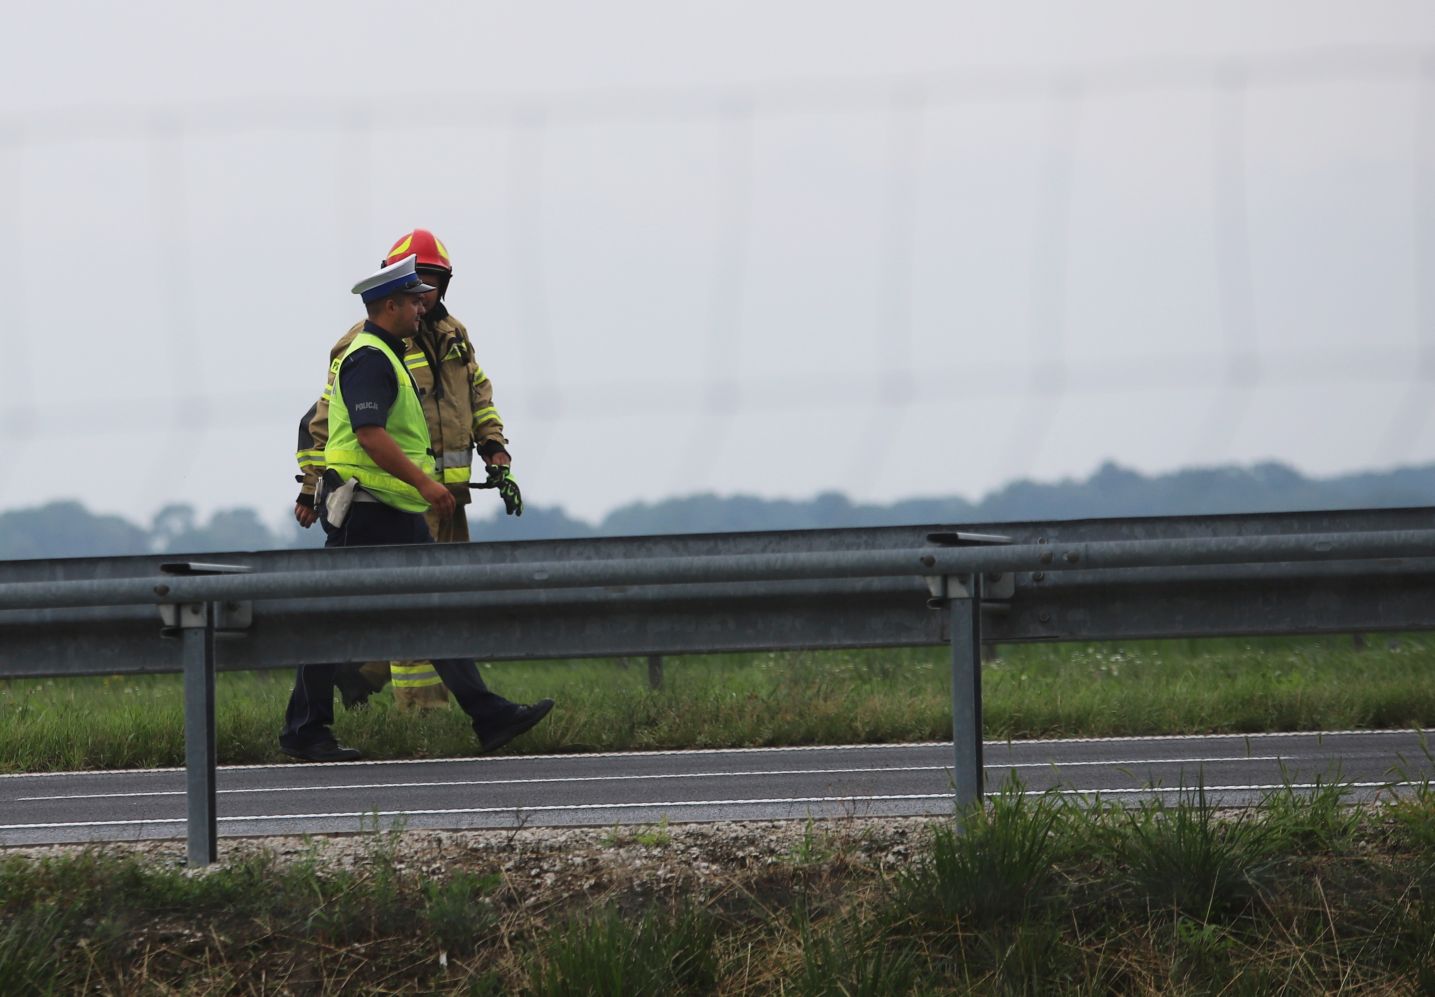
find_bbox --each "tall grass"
[792,913,921,996]
[1105,784,1283,920]
[891,781,1073,931]
[1,633,1432,772]
[529,903,719,996]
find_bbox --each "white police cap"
[351,254,435,304]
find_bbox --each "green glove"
[480,464,523,517]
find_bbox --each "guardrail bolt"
[1032,571,1046,582]
[920,554,936,568]
[1038,610,1052,623]
[1063,551,1080,564]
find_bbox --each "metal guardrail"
[3,505,1435,865]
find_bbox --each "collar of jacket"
[360,320,408,358]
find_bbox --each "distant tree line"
[2,460,1432,560]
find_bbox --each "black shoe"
[478,699,554,754]
[280,739,362,763]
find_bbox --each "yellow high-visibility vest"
[324,331,436,513]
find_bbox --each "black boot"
[478,699,555,753]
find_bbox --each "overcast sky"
[3,2,1434,531]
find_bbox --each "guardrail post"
[157,562,251,868]
[180,601,218,866]
[924,531,1010,815]
[949,576,984,810]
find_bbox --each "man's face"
[390,293,426,335]
[416,269,447,312]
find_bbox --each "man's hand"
[419,477,456,519]
[353,425,454,518]
[480,463,523,516]
[294,502,318,528]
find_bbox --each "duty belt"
[318,470,380,528]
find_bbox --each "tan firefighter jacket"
[296,305,508,506]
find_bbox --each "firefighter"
[294,229,523,710]
[279,254,553,763]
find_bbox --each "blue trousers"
[279,501,515,748]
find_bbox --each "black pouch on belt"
[319,469,359,528]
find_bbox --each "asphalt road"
[1,729,1430,847]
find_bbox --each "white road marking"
[13,755,1289,802]
[0,781,1416,833]
[1,728,1426,779]
[1041,782,1410,798]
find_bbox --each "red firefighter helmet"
[383,228,453,274]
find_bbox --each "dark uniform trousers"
[279,501,515,749]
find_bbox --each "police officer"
[278,255,553,762]
[294,229,521,709]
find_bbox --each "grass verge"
[1,633,1432,772]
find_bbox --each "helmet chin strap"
[422,270,450,301]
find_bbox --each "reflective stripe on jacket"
[325,331,436,513]
[296,312,507,502]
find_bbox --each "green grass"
[891,782,1075,931]
[1,634,1432,773]
[530,902,720,996]
[2,779,1433,994]
[600,815,673,849]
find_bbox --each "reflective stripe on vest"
[324,331,437,513]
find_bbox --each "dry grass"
[4,778,1434,994]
